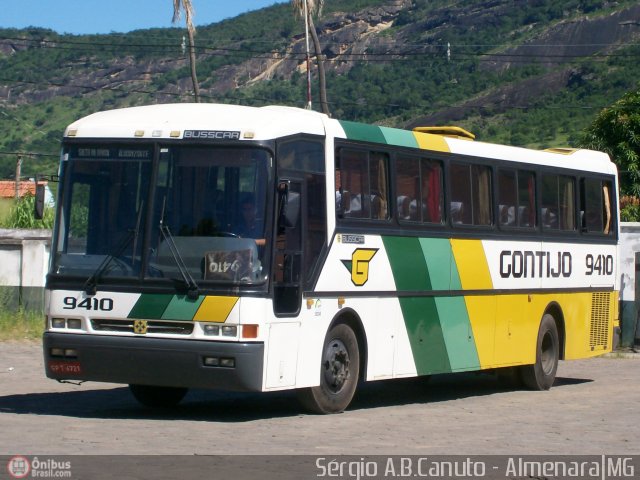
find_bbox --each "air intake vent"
[91,319,194,335]
[589,292,610,350]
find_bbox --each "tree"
[580,88,640,197]
[173,0,201,103]
[292,0,330,115]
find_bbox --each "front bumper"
[43,332,264,392]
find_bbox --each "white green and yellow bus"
[43,103,619,413]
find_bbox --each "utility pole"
[15,154,22,199]
[304,0,312,109]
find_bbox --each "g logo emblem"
[133,320,148,334]
[342,248,378,286]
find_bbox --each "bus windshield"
[53,144,270,287]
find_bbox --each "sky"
[1,0,288,35]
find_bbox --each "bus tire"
[297,323,360,414]
[520,313,559,391]
[129,384,188,408]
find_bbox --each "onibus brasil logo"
[341,248,378,286]
[7,456,72,478]
[7,456,30,479]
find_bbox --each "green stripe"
[128,293,173,319]
[399,297,451,375]
[418,238,450,290]
[162,295,205,320]
[383,236,480,374]
[384,236,450,374]
[380,127,419,148]
[435,297,480,371]
[383,236,431,291]
[339,120,387,144]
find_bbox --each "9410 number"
[585,254,614,276]
[63,297,114,311]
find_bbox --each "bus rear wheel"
[129,384,188,408]
[520,313,559,391]
[297,323,360,414]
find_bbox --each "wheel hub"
[323,339,350,393]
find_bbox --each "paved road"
[0,342,638,455]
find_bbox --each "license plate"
[48,360,82,375]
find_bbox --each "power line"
[0,151,58,158]
[3,34,640,62]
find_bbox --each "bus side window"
[581,178,614,235]
[542,174,575,231]
[450,163,492,226]
[336,148,389,221]
[396,156,419,222]
[498,169,536,228]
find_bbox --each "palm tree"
[292,0,330,115]
[172,0,201,102]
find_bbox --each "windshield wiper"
[83,202,144,296]
[83,230,134,296]
[159,219,200,299]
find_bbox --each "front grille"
[589,292,610,350]
[91,319,194,335]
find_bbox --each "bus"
[43,103,619,413]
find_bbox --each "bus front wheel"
[520,313,559,391]
[129,384,188,408]
[297,323,360,414]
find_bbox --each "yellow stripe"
[450,239,493,290]
[413,132,450,152]
[449,239,495,367]
[193,296,239,323]
[464,295,496,368]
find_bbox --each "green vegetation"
[0,199,12,224]
[580,87,640,197]
[0,193,54,229]
[0,307,44,341]
[0,288,44,341]
[2,0,640,180]
[620,196,640,222]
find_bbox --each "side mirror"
[277,180,300,229]
[34,182,45,220]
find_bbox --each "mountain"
[1,0,640,178]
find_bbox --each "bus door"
[273,179,303,316]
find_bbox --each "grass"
[0,199,14,225]
[0,308,44,341]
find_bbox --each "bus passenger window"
[498,170,517,227]
[421,159,443,223]
[396,156,419,222]
[498,169,536,228]
[542,174,575,231]
[581,178,613,235]
[450,163,492,226]
[450,164,471,225]
[336,149,389,221]
[396,156,443,224]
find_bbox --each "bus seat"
[499,204,516,226]
[451,201,464,224]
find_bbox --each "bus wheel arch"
[329,308,368,382]
[297,309,367,414]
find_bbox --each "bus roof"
[64,103,328,141]
[64,103,616,176]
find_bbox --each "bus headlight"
[51,318,66,329]
[203,324,220,336]
[221,326,237,337]
[67,319,82,329]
